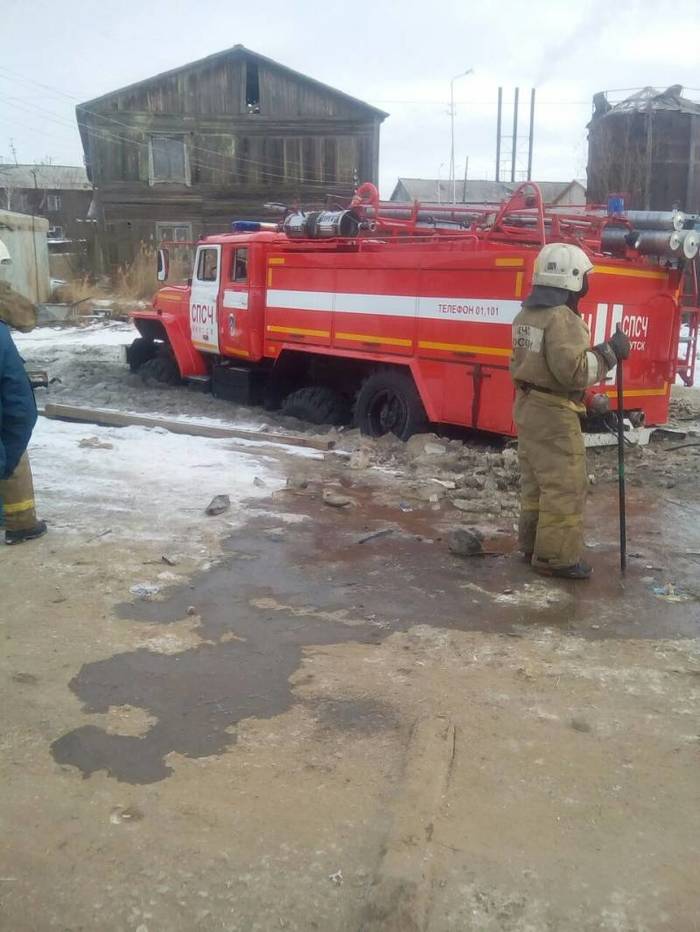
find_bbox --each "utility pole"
[511,87,519,183]
[496,88,503,181]
[527,88,536,181]
[462,155,469,202]
[449,68,473,204]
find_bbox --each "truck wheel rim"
[367,389,408,436]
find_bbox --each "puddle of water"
[51,484,699,785]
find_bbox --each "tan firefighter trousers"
[0,453,38,532]
[514,389,588,568]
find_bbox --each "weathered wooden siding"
[78,47,385,269]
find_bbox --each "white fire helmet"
[532,242,593,293]
[0,238,11,280]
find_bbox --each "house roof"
[0,164,91,191]
[392,178,585,205]
[77,44,388,119]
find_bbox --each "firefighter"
[510,242,630,579]
[0,239,47,545]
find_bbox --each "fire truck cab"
[127,183,699,440]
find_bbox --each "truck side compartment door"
[189,244,221,354]
[220,246,255,360]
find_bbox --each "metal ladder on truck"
[677,255,699,387]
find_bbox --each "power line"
[0,93,360,191]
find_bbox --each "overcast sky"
[2,0,699,198]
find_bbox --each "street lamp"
[450,68,473,204]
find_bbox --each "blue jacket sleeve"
[0,322,37,480]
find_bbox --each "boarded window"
[231,248,248,282]
[196,247,219,282]
[149,134,188,183]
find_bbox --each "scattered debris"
[160,554,178,566]
[570,718,592,733]
[322,489,353,508]
[129,583,161,601]
[357,527,394,545]
[328,869,343,886]
[12,672,38,685]
[109,806,144,825]
[447,528,484,557]
[205,494,231,516]
[79,435,114,450]
[349,448,371,470]
[186,606,198,616]
[651,583,692,603]
[253,476,267,488]
[452,498,502,515]
[85,528,112,543]
[286,476,309,491]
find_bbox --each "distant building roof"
[391,178,585,205]
[0,164,91,191]
[592,85,700,119]
[78,44,388,120]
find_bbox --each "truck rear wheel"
[126,337,157,373]
[355,369,426,440]
[281,386,350,425]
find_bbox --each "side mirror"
[157,247,170,282]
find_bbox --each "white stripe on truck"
[266,289,519,325]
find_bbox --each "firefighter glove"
[594,329,630,368]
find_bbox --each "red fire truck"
[127,182,699,439]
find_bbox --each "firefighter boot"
[532,559,592,580]
[1,453,47,545]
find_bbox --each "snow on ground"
[14,322,327,435]
[28,416,294,547]
[15,320,137,350]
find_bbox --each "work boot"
[5,520,48,546]
[532,559,592,580]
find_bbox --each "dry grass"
[114,243,159,300]
[52,276,95,305]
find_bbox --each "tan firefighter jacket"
[0,281,37,332]
[510,302,611,404]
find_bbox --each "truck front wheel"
[139,351,182,385]
[126,337,157,373]
[355,369,426,440]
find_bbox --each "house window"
[245,61,260,113]
[231,248,248,282]
[46,194,62,212]
[149,134,189,184]
[155,222,192,244]
[196,247,219,282]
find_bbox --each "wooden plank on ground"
[40,403,334,452]
[360,715,456,932]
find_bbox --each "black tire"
[126,337,157,373]
[280,386,350,425]
[355,368,427,440]
[139,352,182,385]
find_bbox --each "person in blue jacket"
[0,239,47,544]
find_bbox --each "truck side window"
[232,248,248,283]
[197,248,218,282]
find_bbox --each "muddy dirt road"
[2,411,700,930]
[3,323,700,930]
